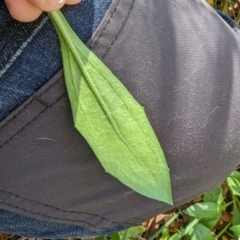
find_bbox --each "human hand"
[5,0,81,22]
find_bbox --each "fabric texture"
[1,0,240,238]
[0,208,124,239]
[0,0,112,121]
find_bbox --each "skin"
[4,0,81,22]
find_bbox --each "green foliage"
[95,237,107,240]
[230,171,240,181]
[227,177,240,196]
[203,187,223,205]
[232,199,240,225]
[180,181,240,240]
[118,226,146,240]
[183,202,223,220]
[49,10,172,205]
[133,175,239,240]
[188,222,215,240]
[109,233,121,240]
[160,228,170,240]
[229,225,240,238]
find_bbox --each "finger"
[5,0,42,22]
[65,0,81,5]
[28,0,66,12]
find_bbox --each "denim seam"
[89,0,121,48]
[0,17,48,78]
[0,73,62,133]
[102,0,135,58]
[0,188,129,226]
[0,93,63,149]
[0,201,108,230]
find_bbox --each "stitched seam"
[0,75,63,133]
[89,0,121,49]
[1,188,113,223]
[0,92,65,150]
[0,188,135,226]
[102,0,135,58]
[0,201,108,230]
[0,17,48,78]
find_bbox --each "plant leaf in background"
[230,170,240,181]
[160,228,170,240]
[203,187,223,205]
[227,176,240,196]
[119,226,146,240]
[232,199,240,225]
[187,222,215,240]
[230,225,240,238]
[48,11,172,204]
[183,202,222,220]
[201,187,223,229]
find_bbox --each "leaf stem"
[177,218,199,239]
[215,222,232,239]
[226,230,237,239]
[149,211,180,240]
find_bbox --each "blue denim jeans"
[0,209,126,239]
[0,1,129,238]
[0,0,112,121]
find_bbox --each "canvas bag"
[0,0,240,236]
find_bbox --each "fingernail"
[47,0,65,6]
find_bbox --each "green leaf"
[183,202,222,219]
[121,229,128,240]
[222,0,228,14]
[119,226,145,239]
[178,218,199,239]
[200,212,222,230]
[188,222,215,240]
[203,187,223,205]
[233,200,240,225]
[95,236,107,240]
[110,232,121,240]
[169,219,200,240]
[169,233,180,240]
[227,177,240,196]
[48,11,172,204]
[230,225,240,237]
[230,171,240,181]
[160,228,170,240]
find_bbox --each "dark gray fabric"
[1,0,240,233]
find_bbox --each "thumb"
[5,0,42,22]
